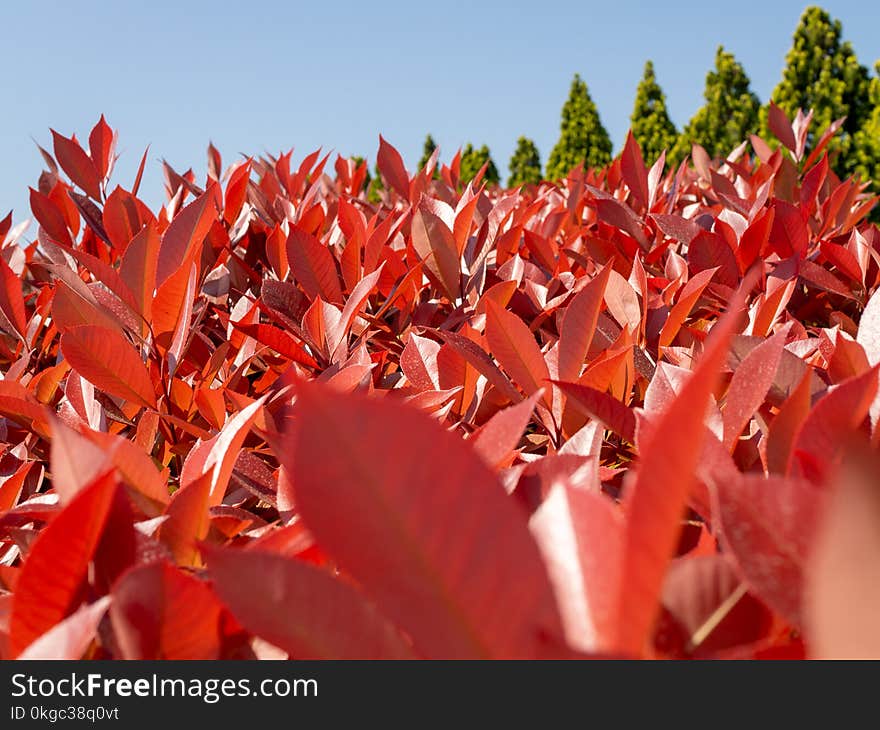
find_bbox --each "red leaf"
[658,267,717,349]
[737,207,774,272]
[49,418,112,503]
[722,329,786,451]
[0,255,28,340]
[485,299,552,409]
[689,230,738,287]
[206,546,416,659]
[530,485,624,653]
[179,396,267,507]
[767,102,797,155]
[766,369,814,475]
[29,187,72,245]
[471,391,542,469]
[110,562,225,659]
[806,445,880,658]
[555,381,636,443]
[621,131,649,210]
[282,382,565,659]
[287,225,344,305]
[156,187,218,287]
[400,333,441,391]
[790,366,879,480]
[18,596,111,660]
[558,264,612,382]
[231,322,318,368]
[51,130,102,200]
[377,136,410,199]
[411,205,461,301]
[713,473,823,625]
[8,473,120,657]
[615,279,750,655]
[769,200,809,258]
[159,472,212,567]
[103,186,150,252]
[857,286,880,367]
[88,115,115,180]
[60,325,157,409]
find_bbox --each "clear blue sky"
[1,1,878,223]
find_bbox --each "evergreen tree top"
[418,135,438,171]
[766,6,871,176]
[546,73,612,180]
[507,136,542,188]
[671,46,760,163]
[630,60,677,164]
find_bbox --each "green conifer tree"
[630,61,678,164]
[671,47,761,163]
[460,144,500,185]
[852,62,880,188]
[763,6,871,174]
[418,134,438,171]
[367,162,384,204]
[546,74,612,179]
[507,137,543,187]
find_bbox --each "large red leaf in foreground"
[110,561,225,659]
[206,547,416,659]
[614,282,749,655]
[282,381,565,659]
[8,473,120,657]
[805,445,880,658]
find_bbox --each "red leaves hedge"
[0,111,879,659]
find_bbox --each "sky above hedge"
[1,0,878,218]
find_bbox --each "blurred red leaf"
[206,546,416,659]
[282,382,565,659]
[9,473,120,657]
[111,561,225,659]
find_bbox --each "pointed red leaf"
[88,115,115,180]
[287,225,344,305]
[713,473,823,625]
[110,562,224,659]
[621,131,649,210]
[60,325,157,409]
[722,329,786,451]
[558,264,612,382]
[767,102,797,154]
[282,382,564,659]
[555,381,636,443]
[471,391,542,469]
[156,187,218,286]
[615,281,750,655]
[806,446,880,658]
[51,130,102,200]
[9,473,120,657]
[377,135,410,199]
[206,546,416,659]
[485,299,552,409]
[18,596,111,660]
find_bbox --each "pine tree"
[763,6,871,174]
[459,144,500,185]
[630,61,678,164]
[852,62,880,187]
[671,47,761,163]
[418,135,438,171]
[546,74,612,180]
[507,137,543,187]
[367,162,383,204]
